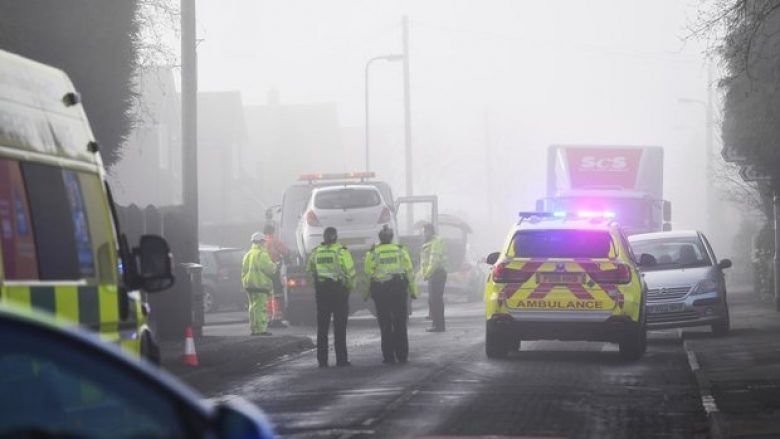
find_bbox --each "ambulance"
[483,212,647,360]
[0,50,173,361]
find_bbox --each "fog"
[116,1,739,259]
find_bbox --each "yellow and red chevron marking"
[499,258,627,308]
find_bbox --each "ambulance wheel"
[485,324,509,359]
[140,331,161,366]
[619,323,647,361]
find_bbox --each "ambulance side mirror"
[133,235,175,293]
[485,252,500,265]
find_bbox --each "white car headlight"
[691,279,718,295]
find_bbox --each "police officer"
[365,226,417,364]
[241,232,277,336]
[306,227,356,367]
[420,223,448,332]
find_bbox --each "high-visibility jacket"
[264,234,290,263]
[364,243,417,299]
[420,236,448,279]
[306,243,356,291]
[241,244,276,292]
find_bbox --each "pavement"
[682,287,780,438]
[159,321,314,394]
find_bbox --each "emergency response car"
[483,212,647,360]
[0,49,174,361]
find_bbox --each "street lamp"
[365,54,404,172]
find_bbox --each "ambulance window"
[21,162,95,280]
[510,230,613,258]
[77,172,117,283]
[0,159,39,279]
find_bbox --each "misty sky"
[192,0,727,253]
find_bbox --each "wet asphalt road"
[206,302,709,438]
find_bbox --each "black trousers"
[371,277,409,362]
[315,279,349,365]
[428,269,447,330]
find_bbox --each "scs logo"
[579,156,627,171]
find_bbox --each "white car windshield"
[314,188,381,210]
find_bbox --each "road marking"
[683,340,719,416]
[701,395,718,414]
[686,350,700,371]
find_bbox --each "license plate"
[647,303,685,314]
[537,273,584,284]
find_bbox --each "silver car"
[629,230,731,335]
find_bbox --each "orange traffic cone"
[183,326,199,367]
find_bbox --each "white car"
[297,184,396,254]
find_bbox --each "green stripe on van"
[78,286,99,325]
[29,286,56,314]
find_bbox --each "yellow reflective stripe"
[54,285,79,324]
[121,338,141,357]
[98,284,119,325]
[3,285,31,307]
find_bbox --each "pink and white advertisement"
[564,147,644,190]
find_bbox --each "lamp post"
[364,54,403,173]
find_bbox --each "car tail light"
[492,261,533,284]
[377,207,392,224]
[589,264,631,284]
[305,210,321,227]
[287,277,308,288]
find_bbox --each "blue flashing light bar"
[546,210,617,219]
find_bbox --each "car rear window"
[629,236,711,270]
[314,188,381,210]
[510,230,614,259]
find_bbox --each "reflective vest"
[364,243,417,299]
[420,236,448,279]
[241,244,276,292]
[306,243,356,291]
[366,244,406,281]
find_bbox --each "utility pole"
[775,192,780,311]
[705,63,715,237]
[402,15,413,197]
[181,0,199,263]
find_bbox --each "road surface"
[204,302,709,438]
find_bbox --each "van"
[0,49,174,362]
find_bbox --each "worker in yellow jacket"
[241,232,277,336]
[365,225,417,364]
[420,223,448,332]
